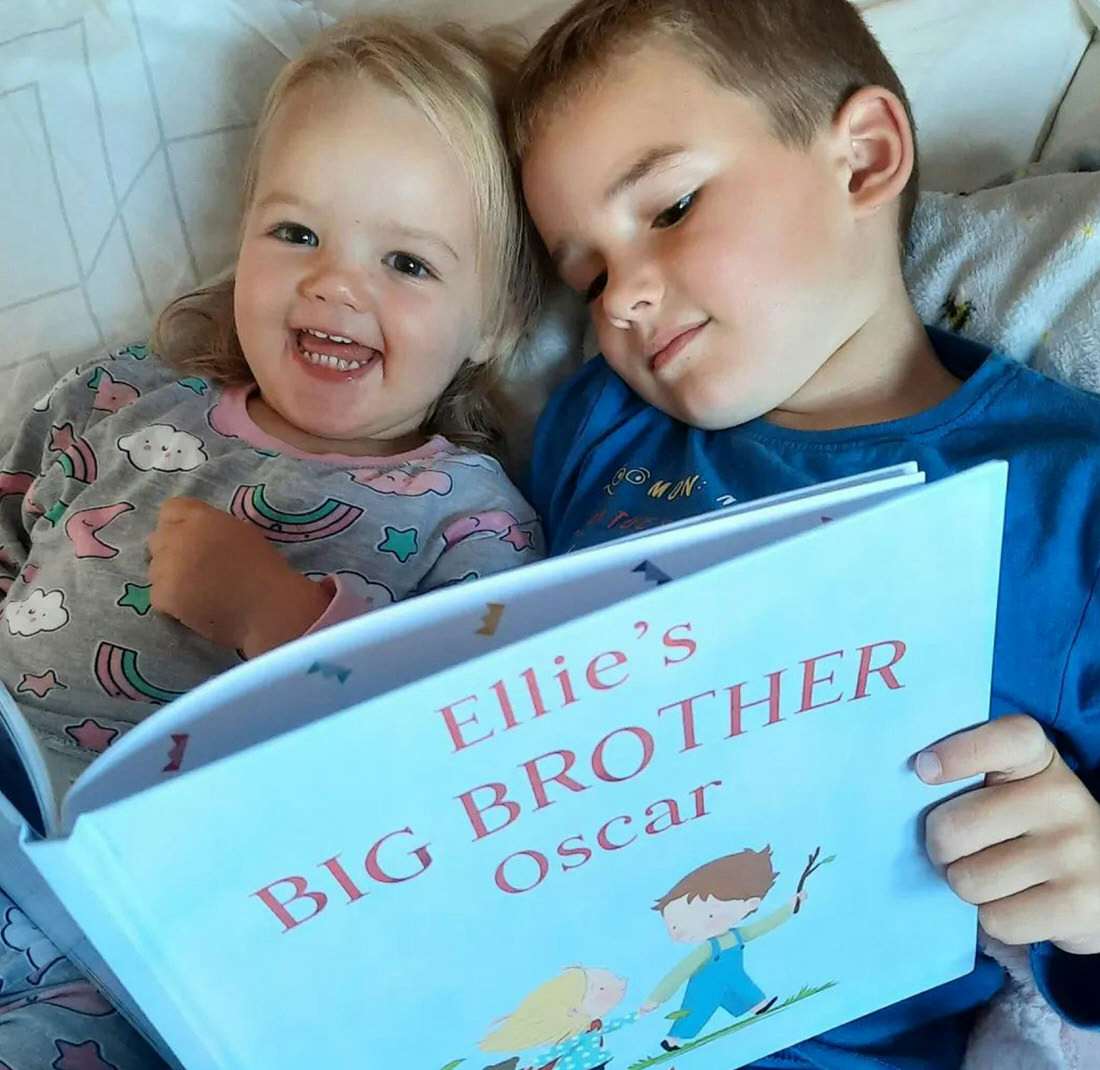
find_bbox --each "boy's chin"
[657,395,769,432]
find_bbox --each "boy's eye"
[385,252,435,280]
[652,191,697,230]
[269,222,318,247]
[584,271,607,304]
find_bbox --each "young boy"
[510,0,1100,1066]
[641,848,806,1050]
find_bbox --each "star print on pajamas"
[377,526,419,563]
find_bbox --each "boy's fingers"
[925,778,1037,866]
[943,832,1062,905]
[976,882,1060,947]
[916,716,1054,786]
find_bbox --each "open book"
[0,460,1006,1070]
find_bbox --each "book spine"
[26,824,233,1070]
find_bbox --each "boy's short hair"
[511,0,920,243]
[653,847,778,912]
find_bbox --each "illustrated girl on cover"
[481,966,645,1070]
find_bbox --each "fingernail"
[916,751,942,783]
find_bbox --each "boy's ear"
[833,85,915,219]
[747,896,762,912]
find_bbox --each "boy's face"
[661,894,762,943]
[522,41,875,430]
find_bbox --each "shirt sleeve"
[415,466,545,594]
[599,1011,640,1036]
[741,901,796,943]
[0,365,95,600]
[646,944,710,1006]
[1033,562,1100,1029]
[301,574,363,634]
[1030,944,1100,1030]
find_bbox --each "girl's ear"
[747,896,763,912]
[468,335,495,367]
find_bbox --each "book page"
[63,465,924,830]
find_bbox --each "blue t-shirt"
[527,327,1100,1070]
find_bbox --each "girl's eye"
[584,271,607,304]
[385,252,435,280]
[269,222,318,247]
[653,190,697,229]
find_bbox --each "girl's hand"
[919,715,1100,955]
[148,497,330,658]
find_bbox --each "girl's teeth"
[300,348,362,371]
[304,328,354,344]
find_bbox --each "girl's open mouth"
[291,328,381,381]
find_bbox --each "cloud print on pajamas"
[118,426,207,472]
[5,589,69,636]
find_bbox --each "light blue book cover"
[16,462,1004,1070]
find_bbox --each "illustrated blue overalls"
[668,928,766,1040]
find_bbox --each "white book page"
[63,465,924,830]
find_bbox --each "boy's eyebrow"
[254,192,459,262]
[604,144,688,202]
[551,145,689,269]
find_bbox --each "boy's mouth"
[291,327,381,381]
[648,319,710,374]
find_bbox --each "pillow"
[904,171,1100,394]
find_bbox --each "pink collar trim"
[217,386,452,467]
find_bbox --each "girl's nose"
[300,256,369,312]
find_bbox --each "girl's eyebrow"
[256,191,311,211]
[388,224,460,264]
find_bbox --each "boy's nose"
[602,265,663,329]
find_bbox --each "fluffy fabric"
[964,937,1100,1070]
[905,170,1100,395]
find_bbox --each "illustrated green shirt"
[646,902,795,1006]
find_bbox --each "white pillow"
[905,172,1100,394]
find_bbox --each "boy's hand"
[640,1001,658,1015]
[792,890,808,911]
[148,497,330,658]
[918,715,1100,955]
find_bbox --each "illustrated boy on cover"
[640,847,810,1052]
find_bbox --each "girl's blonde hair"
[480,966,589,1051]
[153,16,541,454]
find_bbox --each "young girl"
[1,16,543,799]
[0,16,541,1068]
[480,966,642,1070]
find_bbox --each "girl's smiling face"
[582,967,628,1018]
[233,76,486,456]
